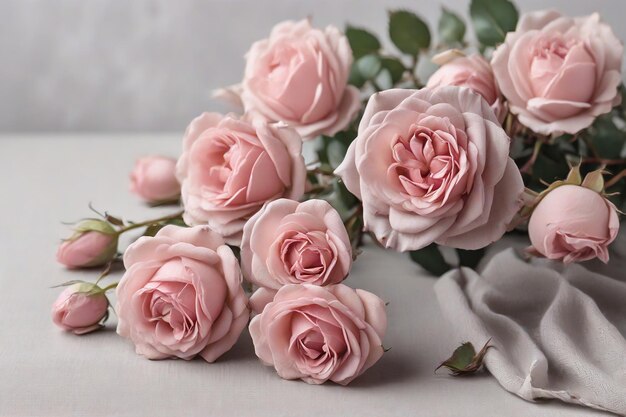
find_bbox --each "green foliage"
[436,339,492,376]
[380,57,406,85]
[409,244,451,276]
[388,10,431,56]
[457,248,486,269]
[469,0,518,46]
[346,26,381,59]
[438,7,466,44]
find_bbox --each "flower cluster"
[52,0,624,389]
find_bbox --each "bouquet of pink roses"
[52,0,624,390]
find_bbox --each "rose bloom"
[176,112,306,245]
[57,220,118,269]
[491,11,623,135]
[335,86,524,251]
[241,199,352,290]
[52,283,109,335]
[528,185,619,263]
[130,155,180,203]
[116,225,249,362]
[249,283,386,385]
[239,19,360,141]
[427,52,506,122]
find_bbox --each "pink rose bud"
[52,282,109,335]
[241,199,352,290]
[57,219,118,269]
[528,184,619,263]
[130,155,180,203]
[249,284,387,385]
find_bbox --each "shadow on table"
[348,350,418,388]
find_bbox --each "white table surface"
[0,134,611,417]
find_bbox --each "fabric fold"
[435,248,626,415]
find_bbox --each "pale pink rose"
[335,86,524,251]
[57,220,118,269]
[249,284,386,385]
[130,155,180,203]
[116,225,250,362]
[491,11,623,135]
[238,19,361,141]
[528,185,619,263]
[176,113,306,245]
[52,283,109,335]
[241,199,352,290]
[427,53,506,122]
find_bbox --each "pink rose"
[491,11,623,135]
[239,19,360,140]
[427,52,506,122]
[249,284,386,385]
[241,198,351,290]
[116,225,249,362]
[335,86,524,251]
[130,155,180,203]
[52,283,109,335]
[528,184,619,263]
[176,113,306,244]
[57,220,118,268]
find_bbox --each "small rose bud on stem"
[51,282,111,335]
[56,219,119,269]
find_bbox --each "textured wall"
[2,0,626,132]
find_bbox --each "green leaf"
[326,140,348,170]
[409,244,451,276]
[439,7,466,44]
[435,339,492,376]
[346,26,381,59]
[589,114,626,159]
[469,0,518,47]
[457,248,486,269]
[389,10,431,56]
[348,63,367,88]
[356,54,382,80]
[380,57,406,85]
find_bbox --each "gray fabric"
[435,249,626,415]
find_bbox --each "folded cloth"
[434,248,626,415]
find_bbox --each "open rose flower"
[249,284,386,385]
[218,19,360,141]
[428,52,506,122]
[241,199,352,290]
[335,86,524,251]
[491,11,623,135]
[176,112,306,244]
[130,155,180,203]
[116,225,249,362]
[528,184,619,263]
[52,283,109,335]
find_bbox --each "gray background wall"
[2,0,626,133]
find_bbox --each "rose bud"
[57,219,118,269]
[241,199,352,290]
[130,155,180,203]
[249,284,387,385]
[427,52,506,122]
[116,225,250,362]
[51,282,109,335]
[528,184,619,264]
